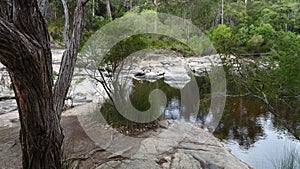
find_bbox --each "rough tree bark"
[54,0,89,118]
[0,0,88,168]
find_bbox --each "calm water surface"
[123,77,300,169]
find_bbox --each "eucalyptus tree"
[0,0,89,168]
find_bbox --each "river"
[100,77,300,169]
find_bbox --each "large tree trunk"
[0,1,63,168]
[9,55,63,168]
[0,0,88,168]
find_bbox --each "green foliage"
[224,1,248,27]
[213,0,300,109]
[102,33,193,67]
[222,29,300,110]
[248,35,264,48]
[271,31,300,97]
[98,101,159,135]
[206,24,233,55]
[52,70,58,80]
[158,0,219,30]
[48,20,64,42]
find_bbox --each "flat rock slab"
[0,103,252,169]
[96,121,252,169]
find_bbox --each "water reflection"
[214,97,268,149]
[129,78,205,124]
[103,77,300,145]
[100,76,300,168]
[164,98,180,120]
[223,112,300,169]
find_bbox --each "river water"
[101,77,300,169]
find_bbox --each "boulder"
[145,72,158,80]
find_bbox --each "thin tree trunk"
[153,0,158,33]
[92,0,95,16]
[215,3,221,26]
[61,0,70,45]
[221,0,224,25]
[106,0,112,21]
[129,0,133,11]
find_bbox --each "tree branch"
[0,17,36,71]
[61,0,70,46]
[53,0,90,118]
[0,0,53,84]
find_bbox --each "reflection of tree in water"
[271,105,300,140]
[102,76,300,145]
[130,77,209,122]
[214,97,269,149]
[130,78,180,112]
[213,96,300,149]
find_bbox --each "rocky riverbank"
[0,112,253,169]
[95,119,253,169]
[0,49,99,127]
[116,49,222,88]
[0,102,251,169]
[61,103,253,169]
[0,49,223,127]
